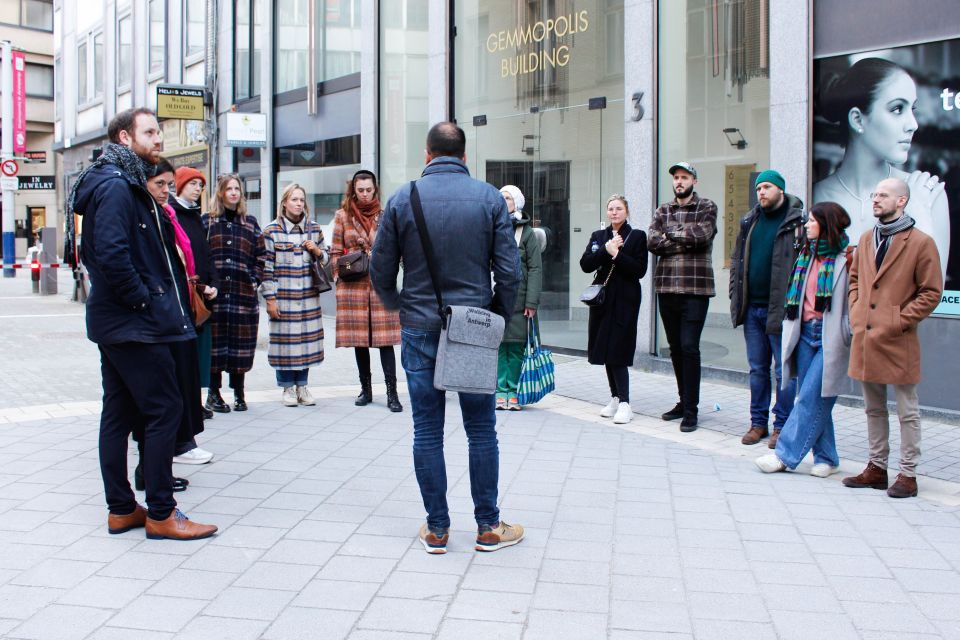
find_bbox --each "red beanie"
[175,166,206,195]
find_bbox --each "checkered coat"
[647,193,717,297]
[203,212,263,373]
[330,208,400,348]
[259,217,325,370]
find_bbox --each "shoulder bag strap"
[409,181,446,323]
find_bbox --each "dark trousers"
[355,346,397,381]
[605,365,630,403]
[209,371,245,392]
[99,342,181,521]
[658,293,710,417]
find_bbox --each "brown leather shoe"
[108,504,147,534]
[887,474,918,498]
[768,429,780,449]
[741,425,769,445]
[146,509,218,540]
[842,462,888,490]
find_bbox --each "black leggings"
[209,371,245,392]
[605,365,630,403]
[355,347,397,380]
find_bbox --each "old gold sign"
[157,86,205,121]
[486,10,590,78]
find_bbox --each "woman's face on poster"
[855,70,919,165]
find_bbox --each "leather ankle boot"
[355,375,373,406]
[233,388,247,412]
[205,390,231,413]
[385,377,403,413]
[887,474,918,498]
[842,461,888,490]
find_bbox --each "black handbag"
[337,250,370,282]
[580,265,615,306]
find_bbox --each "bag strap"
[526,317,541,355]
[409,181,446,323]
[596,228,635,285]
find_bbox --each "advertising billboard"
[813,38,960,316]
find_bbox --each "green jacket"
[503,214,543,342]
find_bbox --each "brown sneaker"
[767,429,780,449]
[418,523,449,554]
[108,504,147,534]
[887,474,918,498]
[476,521,524,552]
[145,509,218,540]
[842,462,888,490]
[741,425,769,445]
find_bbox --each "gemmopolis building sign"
[485,10,591,77]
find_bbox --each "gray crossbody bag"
[409,181,505,395]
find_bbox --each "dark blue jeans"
[743,304,796,430]
[401,328,500,530]
[775,320,840,469]
[276,369,309,387]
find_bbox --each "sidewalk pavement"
[1,273,960,639]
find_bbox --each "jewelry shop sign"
[225,112,268,148]
[156,85,205,121]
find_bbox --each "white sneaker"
[173,447,214,465]
[612,402,633,424]
[297,385,316,406]
[600,397,619,418]
[810,463,839,478]
[282,386,298,407]
[755,454,786,473]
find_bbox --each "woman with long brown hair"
[330,170,402,412]
[202,174,263,413]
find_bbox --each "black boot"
[202,405,214,420]
[135,461,188,492]
[385,377,403,413]
[205,389,230,413]
[233,387,248,412]
[355,375,373,406]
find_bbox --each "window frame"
[24,62,54,99]
[77,29,105,109]
[183,0,206,65]
[234,0,260,102]
[116,11,133,92]
[147,0,166,80]
[0,0,54,31]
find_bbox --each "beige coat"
[848,226,942,385]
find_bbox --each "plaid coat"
[330,208,400,348]
[647,193,718,297]
[260,217,325,370]
[204,212,263,373]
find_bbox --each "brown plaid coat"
[330,208,400,348]
[647,193,718,297]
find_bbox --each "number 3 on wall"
[631,92,644,122]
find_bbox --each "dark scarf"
[64,143,155,264]
[784,235,849,320]
[874,214,915,270]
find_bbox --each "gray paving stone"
[533,582,608,613]
[179,545,263,574]
[436,618,523,640]
[293,579,380,610]
[262,606,359,640]
[203,586,296,620]
[11,558,101,590]
[379,570,462,600]
[446,589,531,623]
[106,594,206,632]
[460,565,538,594]
[148,569,237,600]
[610,600,692,634]
[316,556,398,582]
[613,575,685,603]
[687,592,770,622]
[690,619,778,640]
[57,575,151,609]
[357,597,447,634]
[841,601,939,634]
[524,609,608,640]
[9,604,113,640]
[168,615,269,640]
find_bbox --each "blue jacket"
[75,163,195,345]
[371,157,520,331]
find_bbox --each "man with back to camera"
[69,108,217,540]
[729,170,803,448]
[370,122,522,554]
[648,162,718,433]
[843,177,942,498]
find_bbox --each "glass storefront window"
[276,0,309,92]
[454,0,625,352]
[656,0,770,368]
[275,135,362,230]
[276,0,362,94]
[378,0,429,199]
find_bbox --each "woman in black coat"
[579,194,648,424]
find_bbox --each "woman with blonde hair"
[260,183,327,406]
[331,170,402,412]
[203,174,263,413]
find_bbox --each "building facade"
[51,0,960,414]
[1,0,56,260]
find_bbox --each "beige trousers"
[861,381,921,477]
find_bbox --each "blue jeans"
[743,304,796,430]
[775,320,840,468]
[401,328,500,530]
[276,369,309,387]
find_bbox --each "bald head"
[872,177,909,222]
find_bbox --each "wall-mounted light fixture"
[521,134,539,156]
[723,128,748,150]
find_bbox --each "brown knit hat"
[175,166,206,195]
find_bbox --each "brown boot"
[741,425,769,445]
[887,474,918,498]
[768,429,780,449]
[146,509,218,540]
[842,462,888,490]
[108,504,147,534]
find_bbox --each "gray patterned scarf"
[873,214,915,270]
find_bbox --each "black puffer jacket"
[729,193,805,334]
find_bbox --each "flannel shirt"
[647,193,718,296]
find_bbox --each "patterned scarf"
[350,197,381,246]
[874,214,915,270]
[784,235,849,320]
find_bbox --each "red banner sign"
[12,51,26,154]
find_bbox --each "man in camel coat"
[843,177,942,499]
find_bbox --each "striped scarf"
[784,235,849,320]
